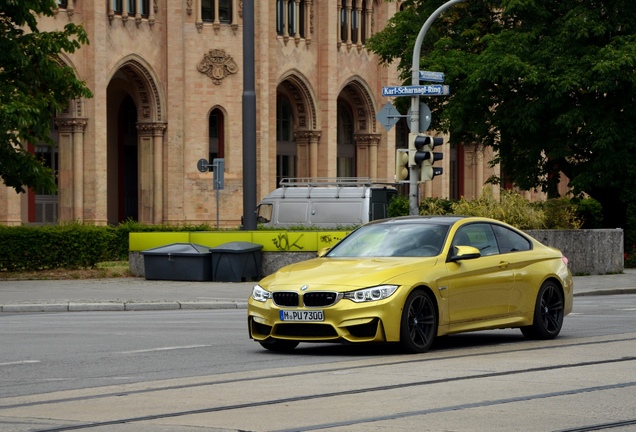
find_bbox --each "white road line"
[117,344,212,354]
[0,360,41,366]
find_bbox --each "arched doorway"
[106,59,165,225]
[337,79,380,179]
[276,73,320,185]
[276,94,296,185]
[337,100,355,177]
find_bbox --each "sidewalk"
[2,270,636,313]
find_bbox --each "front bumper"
[247,295,403,344]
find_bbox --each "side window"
[452,224,499,256]
[492,225,532,253]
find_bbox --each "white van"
[256,178,398,229]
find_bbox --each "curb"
[1,301,248,313]
[2,288,636,313]
[573,288,636,297]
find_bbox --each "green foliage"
[366,0,636,230]
[572,197,604,229]
[0,0,93,194]
[532,198,581,229]
[0,222,113,271]
[623,202,636,268]
[451,189,546,229]
[420,197,456,216]
[388,195,410,217]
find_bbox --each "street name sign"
[419,71,445,83]
[382,85,450,97]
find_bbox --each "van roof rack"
[278,177,396,198]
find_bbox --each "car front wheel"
[521,280,564,340]
[400,290,437,353]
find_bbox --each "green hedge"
[0,193,608,272]
[0,220,217,272]
[389,189,602,230]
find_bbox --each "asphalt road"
[1,294,635,431]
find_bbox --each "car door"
[442,223,515,325]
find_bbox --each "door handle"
[498,261,510,268]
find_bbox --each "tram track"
[9,355,636,432]
[2,334,635,411]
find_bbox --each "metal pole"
[242,0,257,230]
[409,0,466,215]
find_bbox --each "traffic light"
[408,133,443,182]
[395,148,410,182]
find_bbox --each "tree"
[367,0,636,229]
[0,0,92,194]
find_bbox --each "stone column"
[355,133,380,179]
[56,118,88,221]
[137,122,166,224]
[295,130,321,178]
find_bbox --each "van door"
[369,188,398,221]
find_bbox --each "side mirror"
[317,247,331,257]
[448,245,481,262]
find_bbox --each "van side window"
[257,204,273,223]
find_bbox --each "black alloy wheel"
[521,280,564,340]
[400,290,437,353]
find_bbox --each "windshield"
[326,223,449,258]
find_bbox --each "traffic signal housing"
[395,148,410,182]
[408,133,443,182]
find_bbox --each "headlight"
[251,284,272,302]
[343,285,398,303]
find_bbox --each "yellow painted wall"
[129,231,350,252]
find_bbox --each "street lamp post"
[242,0,257,230]
[408,0,466,215]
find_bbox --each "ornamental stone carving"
[197,49,239,85]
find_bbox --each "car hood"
[260,257,437,291]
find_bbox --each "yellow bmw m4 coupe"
[247,216,573,353]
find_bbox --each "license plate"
[279,310,324,322]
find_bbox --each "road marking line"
[0,360,41,366]
[117,345,211,354]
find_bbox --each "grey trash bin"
[210,241,263,282]
[142,243,212,281]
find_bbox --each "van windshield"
[257,204,272,223]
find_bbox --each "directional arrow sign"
[382,85,450,97]
[419,71,445,83]
[376,102,403,132]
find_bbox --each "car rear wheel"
[521,280,564,340]
[400,290,437,353]
[259,339,299,352]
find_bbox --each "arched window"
[351,2,359,44]
[276,0,307,40]
[110,0,150,18]
[202,0,233,23]
[340,0,348,42]
[209,109,225,161]
[361,0,367,43]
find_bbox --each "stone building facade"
[0,0,516,227]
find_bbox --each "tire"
[521,280,564,340]
[400,290,437,353]
[259,339,299,352]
